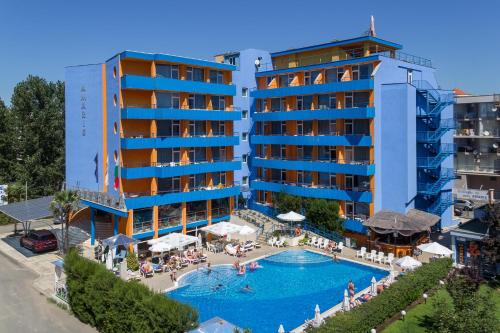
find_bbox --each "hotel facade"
[65,35,454,245]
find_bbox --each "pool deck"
[140,244,396,293]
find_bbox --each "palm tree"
[50,190,79,254]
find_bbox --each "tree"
[305,199,343,233]
[272,192,304,214]
[50,190,79,253]
[0,98,16,184]
[9,76,65,198]
[425,274,499,333]
[481,202,500,278]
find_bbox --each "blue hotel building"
[65,33,454,245]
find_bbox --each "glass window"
[271,98,282,112]
[211,96,225,110]
[242,154,247,163]
[242,132,248,141]
[189,121,206,136]
[345,92,353,108]
[156,64,179,79]
[186,67,204,81]
[188,94,206,109]
[353,92,370,108]
[352,65,360,81]
[360,64,373,80]
[242,87,248,97]
[157,120,180,137]
[242,110,248,119]
[297,96,312,110]
[156,92,180,108]
[209,70,224,84]
[304,72,311,85]
[211,121,225,136]
[242,176,248,185]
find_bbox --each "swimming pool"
[167,250,387,332]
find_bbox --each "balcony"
[121,159,242,179]
[454,128,500,139]
[251,79,373,99]
[455,152,500,175]
[121,132,240,150]
[253,106,374,121]
[251,132,372,147]
[124,183,240,209]
[121,75,236,96]
[252,157,374,176]
[250,179,372,203]
[121,106,242,121]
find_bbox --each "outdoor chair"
[307,236,316,246]
[384,253,394,265]
[337,242,344,254]
[314,238,323,248]
[356,247,366,258]
[374,251,385,264]
[365,250,376,261]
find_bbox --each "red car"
[20,230,58,253]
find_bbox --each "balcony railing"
[455,128,500,138]
[254,103,372,113]
[253,178,372,192]
[133,219,153,234]
[124,182,239,198]
[158,215,182,229]
[122,157,240,169]
[122,103,240,112]
[257,48,432,72]
[256,130,370,137]
[69,186,126,210]
[121,131,239,139]
[254,156,373,165]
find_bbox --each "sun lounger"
[336,242,344,254]
[225,244,238,256]
[275,239,284,248]
[140,264,154,278]
[307,236,316,246]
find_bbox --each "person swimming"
[206,262,212,274]
[213,283,223,291]
[240,284,253,293]
[237,264,246,275]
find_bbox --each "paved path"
[0,252,96,333]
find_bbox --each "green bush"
[126,252,140,271]
[64,249,198,333]
[308,258,452,333]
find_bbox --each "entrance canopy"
[0,196,54,222]
[201,222,242,236]
[277,211,305,222]
[364,209,440,236]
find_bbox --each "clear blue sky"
[1,0,499,103]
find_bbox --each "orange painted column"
[182,203,187,234]
[339,201,346,217]
[153,206,159,238]
[126,209,134,252]
[229,196,235,215]
[207,200,212,225]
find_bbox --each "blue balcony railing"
[417,168,455,196]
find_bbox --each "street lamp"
[401,310,406,321]
[423,293,428,304]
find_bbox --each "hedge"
[64,249,198,333]
[308,257,453,333]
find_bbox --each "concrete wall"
[65,64,104,191]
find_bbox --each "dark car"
[455,199,474,212]
[20,230,58,253]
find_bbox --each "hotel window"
[407,69,413,84]
[279,74,294,88]
[353,92,370,108]
[213,172,226,186]
[318,120,335,135]
[318,94,337,109]
[189,147,206,163]
[156,92,180,108]
[297,96,312,110]
[242,176,249,186]
[186,67,204,82]
[345,92,354,108]
[280,145,287,159]
[360,64,373,80]
[305,71,321,85]
[242,154,248,163]
[352,66,360,81]
[209,70,224,84]
[325,67,344,83]
[188,94,206,109]
[158,177,181,193]
[156,64,179,79]
[212,147,226,161]
[158,148,181,164]
[242,110,248,119]
[211,121,225,136]
[211,96,226,110]
[271,98,282,112]
[266,76,275,86]
[346,201,354,217]
[345,175,354,190]
[157,120,180,137]
[344,119,354,135]
[189,121,206,136]
[242,87,248,97]
[242,132,248,141]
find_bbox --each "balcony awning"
[364,209,440,237]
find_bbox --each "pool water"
[167,250,387,332]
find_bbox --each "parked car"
[455,199,474,212]
[20,229,58,253]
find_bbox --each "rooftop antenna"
[369,15,376,37]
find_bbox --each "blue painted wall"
[105,56,121,197]
[378,83,416,212]
[65,64,104,191]
[231,49,272,201]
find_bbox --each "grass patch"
[382,284,500,333]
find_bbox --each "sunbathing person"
[348,280,355,296]
[349,295,361,307]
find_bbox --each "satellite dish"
[492,106,498,112]
[483,130,490,136]
[473,149,479,155]
[493,143,499,149]
[254,59,261,67]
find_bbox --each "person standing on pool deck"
[348,280,355,296]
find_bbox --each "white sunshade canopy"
[147,232,198,252]
[201,222,242,236]
[417,242,453,256]
[231,225,257,242]
[277,211,305,222]
[395,256,422,270]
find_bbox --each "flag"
[94,153,99,183]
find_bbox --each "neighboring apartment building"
[65,52,240,244]
[454,92,500,199]
[239,36,455,229]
